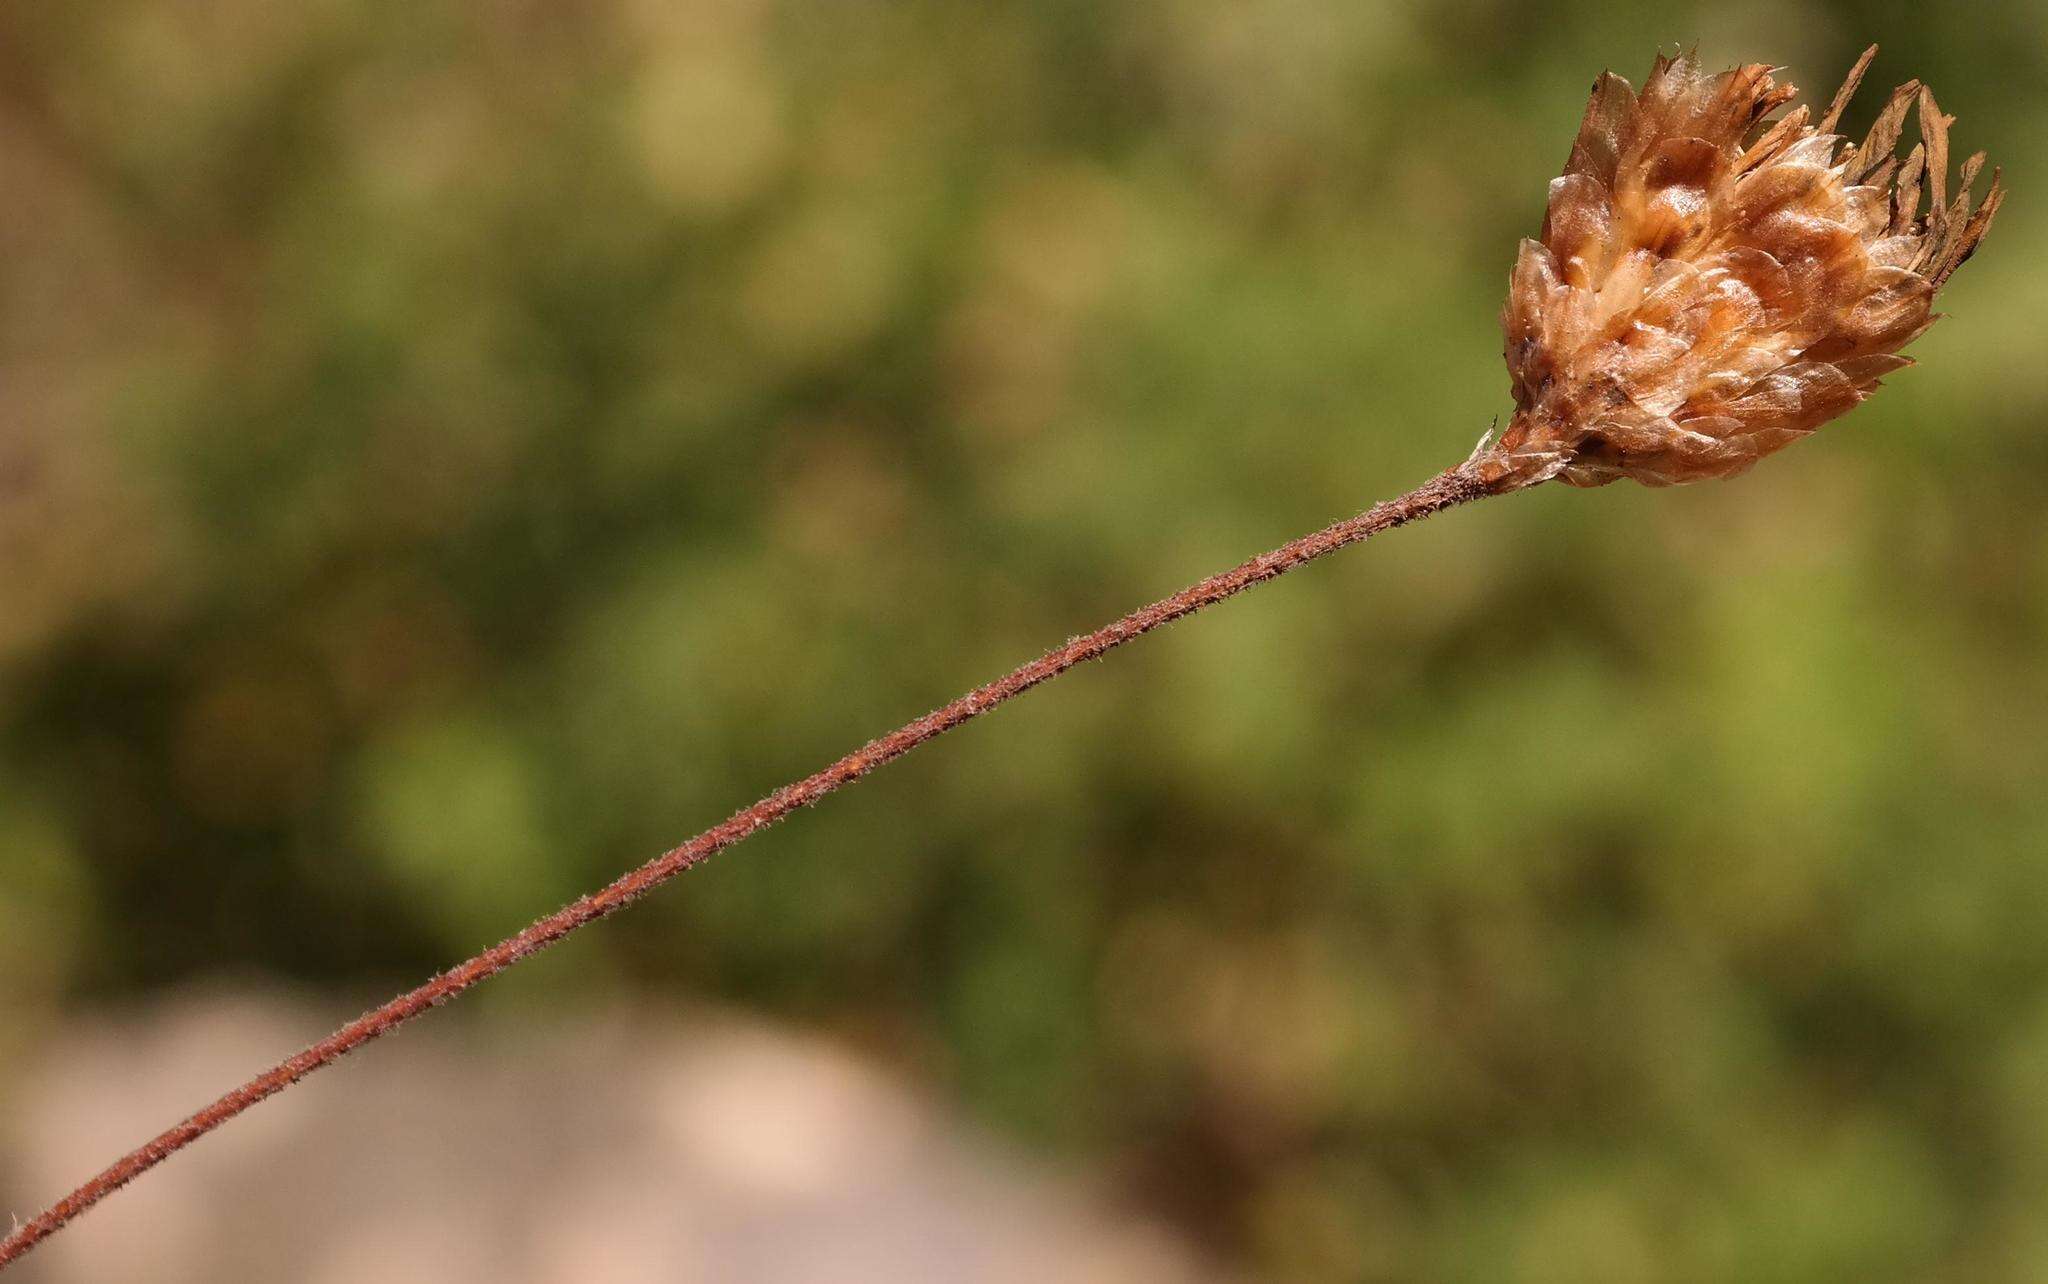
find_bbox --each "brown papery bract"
[1479,46,2004,489]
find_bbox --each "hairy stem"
[0,462,1499,1270]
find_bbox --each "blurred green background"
[2,0,2045,1278]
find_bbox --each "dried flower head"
[1478,46,2003,489]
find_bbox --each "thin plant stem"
[0,462,1499,1271]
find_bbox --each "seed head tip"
[1476,46,2002,491]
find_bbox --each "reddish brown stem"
[0,463,1498,1270]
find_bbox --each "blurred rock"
[2,987,1218,1283]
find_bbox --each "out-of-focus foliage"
[2,0,2045,1277]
